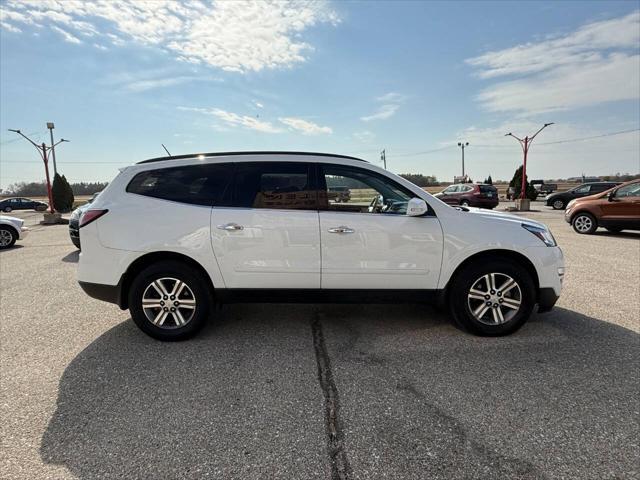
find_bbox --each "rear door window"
[127,163,233,206]
[232,162,317,210]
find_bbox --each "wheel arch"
[442,249,540,304]
[0,223,18,240]
[119,251,215,309]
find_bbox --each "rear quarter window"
[126,163,233,206]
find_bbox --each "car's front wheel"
[128,261,212,341]
[572,213,597,234]
[460,200,470,207]
[552,199,565,210]
[449,260,535,336]
[3,206,12,213]
[0,226,17,249]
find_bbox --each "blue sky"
[1,0,639,190]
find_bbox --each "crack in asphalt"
[312,312,352,480]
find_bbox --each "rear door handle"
[217,223,244,231]
[328,226,355,234]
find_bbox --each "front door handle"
[217,223,244,231]
[328,226,355,234]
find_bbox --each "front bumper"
[538,288,559,313]
[78,281,123,307]
[18,226,29,240]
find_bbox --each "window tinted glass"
[320,164,415,215]
[479,185,497,193]
[127,163,233,206]
[615,183,640,198]
[574,185,591,193]
[233,162,317,210]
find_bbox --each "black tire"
[448,259,536,336]
[551,199,565,210]
[572,212,597,234]
[35,205,47,212]
[460,200,470,207]
[3,206,12,213]
[0,225,17,249]
[128,261,212,341]
[606,227,623,233]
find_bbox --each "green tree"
[509,166,537,200]
[487,175,493,185]
[52,173,74,212]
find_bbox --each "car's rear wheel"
[129,261,212,341]
[572,213,597,234]
[449,260,535,336]
[0,226,17,249]
[3,206,12,213]
[552,199,565,210]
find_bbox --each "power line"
[537,128,640,145]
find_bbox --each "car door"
[439,185,459,205]
[600,183,640,229]
[210,161,321,289]
[318,163,443,290]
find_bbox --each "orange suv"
[565,179,640,234]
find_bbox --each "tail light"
[79,209,108,228]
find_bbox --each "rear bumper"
[470,198,499,208]
[78,281,123,308]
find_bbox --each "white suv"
[77,152,564,340]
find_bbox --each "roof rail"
[137,151,368,165]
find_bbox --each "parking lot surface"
[1,207,638,479]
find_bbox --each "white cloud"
[1,0,340,73]
[278,117,332,135]
[467,11,640,114]
[361,104,400,122]
[179,106,282,133]
[254,101,264,109]
[51,25,81,44]
[353,130,375,142]
[376,92,406,103]
[361,91,405,122]
[477,53,640,114]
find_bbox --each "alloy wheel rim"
[553,200,563,209]
[142,277,196,329]
[467,273,522,325]
[574,216,592,232]
[0,230,13,246]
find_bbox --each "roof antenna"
[161,143,171,156]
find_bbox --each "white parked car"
[0,215,29,249]
[77,152,564,340]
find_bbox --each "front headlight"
[522,223,557,247]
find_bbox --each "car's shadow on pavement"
[40,305,639,479]
[61,250,79,263]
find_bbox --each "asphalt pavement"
[1,206,638,479]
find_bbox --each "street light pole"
[505,123,554,200]
[47,122,58,176]
[8,128,69,214]
[380,149,386,169]
[457,142,469,177]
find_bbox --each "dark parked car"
[69,192,101,249]
[565,180,640,234]
[435,183,499,209]
[0,197,48,213]
[545,182,619,210]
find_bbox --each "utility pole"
[380,149,386,169]
[47,122,58,176]
[505,123,554,200]
[8,128,69,215]
[457,142,469,177]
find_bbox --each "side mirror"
[407,197,429,216]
